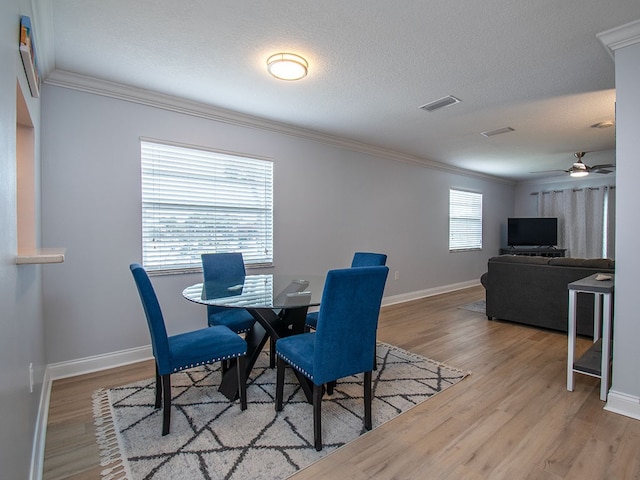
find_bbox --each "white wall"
[40,84,515,364]
[1,1,48,478]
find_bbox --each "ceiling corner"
[597,18,640,59]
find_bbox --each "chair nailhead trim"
[276,352,313,381]
[173,353,245,373]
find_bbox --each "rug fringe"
[92,388,131,480]
[378,341,472,376]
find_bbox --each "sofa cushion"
[581,258,615,269]
[548,257,615,269]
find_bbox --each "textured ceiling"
[40,1,640,181]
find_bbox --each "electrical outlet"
[394,271,400,280]
[29,362,34,393]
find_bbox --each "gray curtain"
[537,190,565,250]
[536,186,615,259]
[605,186,616,259]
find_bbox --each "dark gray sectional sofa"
[481,255,615,337]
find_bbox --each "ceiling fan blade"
[529,169,568,174]
[529,154,615,176]
[589,164,616,174]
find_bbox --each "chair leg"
[221,359,228,374]
[154,363,162,409]
[364,370,372,431]
[270,338,276,368]
[275,355,285,412]
[313,383,323,451]
[373,340,378,370]
[161,374,171,436]
[326,381,336,395]
[236,355,247,411]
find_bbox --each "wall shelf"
[17,248,66,265]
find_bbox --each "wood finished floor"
[43,286,640,479]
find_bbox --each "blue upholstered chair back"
[130,263,171,374]
[351,252,387,267]
[312,266,389,385]
[201,253,246,316]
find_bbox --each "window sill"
[16,248,66,265]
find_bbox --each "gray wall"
[514,161,616,218]
[610,40,640,405]
[1,0,48,478]
[41,84,515,364]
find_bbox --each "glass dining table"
[182,273,325,402]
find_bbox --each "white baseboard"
[44,280,481,382]
[604,390,640,420]
[29,368,52,480]
[274,279,482,316]
[383,279,481,307]
[47,345,153,380]
[34,281,640,478]
[30,345,152,479]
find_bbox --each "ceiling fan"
[532,152,616,177]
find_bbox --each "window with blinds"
[449,189,483,251]
[141,140,273,273]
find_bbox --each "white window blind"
[449,189,483,251]
[141,140,273,272]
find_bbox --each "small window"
[449,189,482,251]
[141,140,273,273]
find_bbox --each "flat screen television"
[507,217,558,247]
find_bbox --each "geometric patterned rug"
[458,299,486,314]
[93,342,469,480]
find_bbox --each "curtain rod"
[530,185,616,195]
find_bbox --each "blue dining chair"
[201,253,256,334]
[130,263,248,436]
[275,265,389,451]
[305,252,387,331]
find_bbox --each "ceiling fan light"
[570,170,589,177]
[569,161,589,177]
[267,53,308,81]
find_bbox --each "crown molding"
[597,18,640,60]
[43,69,512,185]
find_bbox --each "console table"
[567,273,614,401]
[499,247,565,257]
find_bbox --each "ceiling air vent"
[480,126,515,137]
[419,95,461,112]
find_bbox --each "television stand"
[499,247,566,257]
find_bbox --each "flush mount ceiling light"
[267,53,308,81]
